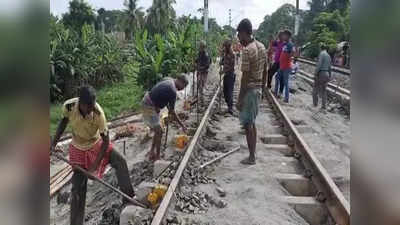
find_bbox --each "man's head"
[199,40,206,52]
[175,75,189,91]
[237,18,252,46]
[281,29,292,42]
[79,85,96,116]
[320,43,329,51]
[278,31,284,41]
[223,39,232,53]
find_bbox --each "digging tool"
[198,146,240,170]
[51,153,148,209]
[163,117,169,151]
[218,66,222,113]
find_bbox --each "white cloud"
[50,0,309,29]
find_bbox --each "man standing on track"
[274,29,295,103]
[267,31,284,89]
[50,86,135,225]
[313,44,332,111]
[195,40,211,105]
[142,75,188,161]
[220,39,236,115]
[236,19,268,165]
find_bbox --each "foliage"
[50,21,126,102]
[121,0,145,40]
[305,9,348,58]
[50,63,143,135]
[256,4,306,46]
[62,0,96,32]
[96,8,125,33]
[146,0,176,35]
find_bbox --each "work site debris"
[120,205,153,225]
[216,187,226,197]
[56,191,70,204]
[175,191,209,214]
[99,204,121,225]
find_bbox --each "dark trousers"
[267,62,281,89]
[313,71,330,109]
[223,72,235,110]
[70,150,134,225]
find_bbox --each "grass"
[50,63,144,135]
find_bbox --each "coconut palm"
[145,0,176,35]
[121,0,145,40]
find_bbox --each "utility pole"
[204,0,209,33]
[229,9,232,39]
[295,0,299,36]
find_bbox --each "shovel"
[51,153,148,209]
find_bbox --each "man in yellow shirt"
[50,86,134,225]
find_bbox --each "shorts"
[239,88,261,126]
[141,98,161,129]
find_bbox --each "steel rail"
[265,89,350,225]
[297,57,351,76]
[151,82,221,225]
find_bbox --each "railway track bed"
[50,64,350,225]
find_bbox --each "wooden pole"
[199,146,240,170]
[52,153,148,209]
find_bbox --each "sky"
[50,0,310,29]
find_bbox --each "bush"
[50,21,126,102]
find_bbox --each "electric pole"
[204,0,209,33]
[295,0,299,36]
[229,9,232,39]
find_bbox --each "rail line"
[297,70,350,101]
[297,57,351,76]
[147,74,350,224]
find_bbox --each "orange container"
[174,134,189,149]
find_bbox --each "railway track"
[297,57,351,76]
[142,69,350,225]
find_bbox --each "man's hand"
[87,164,99,174]
[219,70,224,75]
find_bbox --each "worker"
[267,31,284,89]
[274,29,295,103]
[291,57,299,78]
[142,75,188,161]
[313,44,332,111]
[236,19,268,165]
[195,41,211,104]
[220,39,236,115]
[50,86,135,225]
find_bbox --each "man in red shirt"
[274,30,295,103]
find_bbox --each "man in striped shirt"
[236,19,268,165]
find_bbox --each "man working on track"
[220,39,236,115]
[313,44,332,112]
[50,85,135,225]
[142,75,188,161]
[236,18,268,165]
[195,40,211,105]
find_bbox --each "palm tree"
[145,0,176,35]
[122,0,145,40]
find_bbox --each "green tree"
[305,10,347,58]
[255,4,298,45]
[62,0,96,32]
[121,0,145,40]
[96,8,125,33]
[145,0,176,35]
